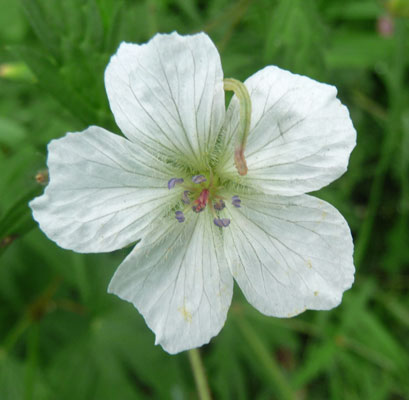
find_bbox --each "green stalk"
[24,324,39,400]
[235,316,296,400]
[188,348,212,400]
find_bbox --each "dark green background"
[1,0,408,399]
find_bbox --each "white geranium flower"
[30,32,356,354]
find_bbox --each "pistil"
[192,189,209,213]
[223,78,252,176]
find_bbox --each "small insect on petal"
[182,191,191,204]
[213,218,230,228]
[175,211,185,223]
[35,169,49,186]
[232,195,241,208]
[168,178,184,189]
[192,175,206,184]
[214,199,226,210]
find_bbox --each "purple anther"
[168,177,184,189]
[182,191,191,204]
[175,211,185,223]
[232,195,241,208]
[192,175,207,184]
[214,199,226,211]
[213,218,230,228]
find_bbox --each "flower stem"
[188,348,212,400]
[235,315,296,400]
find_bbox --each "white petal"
[30,126,178,253]
[105,32,225,168]
[108,211,233,354]
[221,66,356,196]
[223,194,354,317]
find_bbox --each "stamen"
[232,195,241,208]
[214,199,226,211]
[192,175,207,184]
[223,78,252,176]
[182,191,191,204]
[175,211,185,223]
[213,218,230,228]
[168,177,184,189]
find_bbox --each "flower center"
[167,174,241,228]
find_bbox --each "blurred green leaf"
[291,340,337,388]
[0,116,27,148]
[0,188,39,258]
[19,0,61,59]
[263,0,326,78]
[11,46,100,125]
[325,1,382,19]
[1,0,409,398]
[235,312,296,400]
[325,33,394,68]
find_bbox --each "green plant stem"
[235,315,296,400]
[2,316,31,352]
[1,278,60,352]
[24,324,39,400]
[188,348,212,400]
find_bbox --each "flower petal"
[30,126,178,253]
[108,211,233,354]
[223,194,354,317]
[105,32,225,169]
[221,66,356,196]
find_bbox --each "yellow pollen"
[178,305,192,323]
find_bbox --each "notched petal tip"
[224,194,355,318]
[239,66,357,195]
[108,214,233,354]
[105,30,225,165]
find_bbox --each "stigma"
[192,189,209,213]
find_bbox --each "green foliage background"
[1,0,408,399]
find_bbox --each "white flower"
[30,32,356,354]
